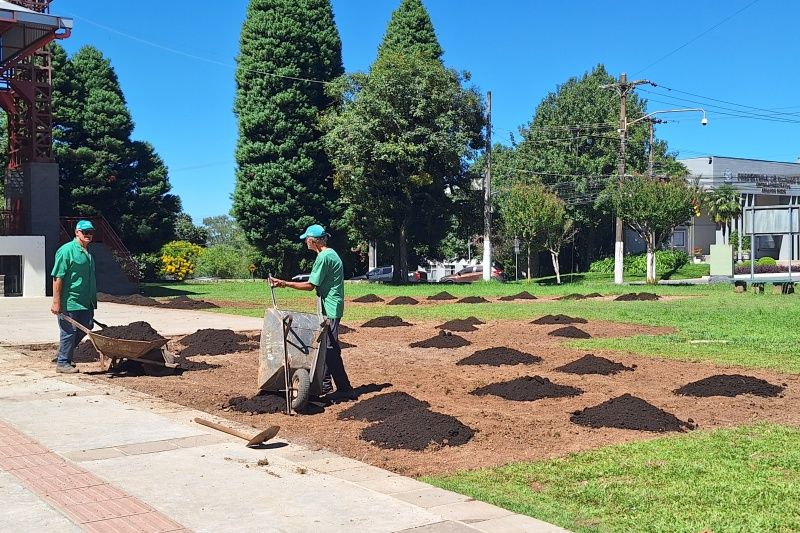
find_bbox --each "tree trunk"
[526,243,531,280]
[646,232,656,284]
[550,250,561,284]
[395,220,409,283]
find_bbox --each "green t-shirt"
[51,240,97,311]
[308,248,344,319]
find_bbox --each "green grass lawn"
[424,424,800,533]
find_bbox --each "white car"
[291,273,311,282]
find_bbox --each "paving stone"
[429,500,513,522]
[394,487,472,508]
[471,514,572,533]
[357,475,432,495]
[397,521,483,533]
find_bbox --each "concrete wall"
[0,236,47,297]
[22,162,60,295]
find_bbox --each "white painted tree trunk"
[551,251,561,284]
[646,232,657,284]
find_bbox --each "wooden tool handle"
[194,417,251,441]
[58,314,93,335]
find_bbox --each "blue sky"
[56,0,799,223]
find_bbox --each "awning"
[0,0,72,67]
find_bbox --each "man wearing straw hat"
[50,220,98,373]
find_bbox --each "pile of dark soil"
[462,316,485,325]
[457,296,489,304]
[428,291,457,301]
[361,316,412,328]
[571,394,695,432]
[558,293,587,301]
[360,409,474,451]
[353,294,384,303]
[585,293,603,298]
[226,393,286,414]
[338,325,355,334]
[456,347,542,366]
[99,321,164,342]
[615,292,661,301]
[97,293,161,307]
[498,291,537,301]
[556,354,635,375]
[73,340,100,363]
[410,332,472,349]
[674,374,785,398]
[338,392,430,422]
[387,296,420,305]
[179,329,250,357]
[548,326,592,339]
[161,295,219,310]
[472,376,582,401]
[531,314,588,325]
[182,360,222,372]
[435,319,480,332]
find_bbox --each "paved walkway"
[0,300,568,533]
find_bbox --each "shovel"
[194,417,280,447]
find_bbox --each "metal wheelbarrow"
[59,314,179,375]
[257,280,328,414]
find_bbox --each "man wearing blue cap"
[50,220,98,373]
[270,224,356,402]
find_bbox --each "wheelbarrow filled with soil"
[59,315,179,375]
[258,283,327,413]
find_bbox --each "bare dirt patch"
[428,291,457,301]
[549,326,592,339]
[472,376,583,401]
[674,374,785,398]
[532,314,588,325]
[556,354,635,375]
[499,291,537,301]
[352,294,384,303]
[615,292,661,301]
[361,316,412,328]
[457,347,542,366]
[571,394,695,432]
[387,296,420,305]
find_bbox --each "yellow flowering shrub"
[159,241,204,281]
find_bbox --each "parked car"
[439,263,504,283]
[291,273,310,282]
[350,265,427,283]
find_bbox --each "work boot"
[325,388,357,403]
[50,358,76,367]
[321,375,334,395]
[56,364,79,374]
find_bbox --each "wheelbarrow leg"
[281,315,293,415]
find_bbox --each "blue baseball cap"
[76,220,95,231]
[299,224,329,240]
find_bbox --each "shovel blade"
[246,425,280,447]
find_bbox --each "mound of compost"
[410,332,472,349]
[387,296,420,305]
[558,293,587,301]
[353,294,384,303]
[99,321,164,342]
[615,292,661,301]
[674,374,785,398]
[360,409,474,451]
[338,392,430,422]
[161,295,219,310]
[73,340,100,363]
[226,393,286,414]
[471,375,582,401]
[556,354,635,375]
[548,326,592,339]
[435,319,479,332]
[571,394,694,432]
[361,316,412,328]
[179,329,250,356]
[182,360,221,372]
[457,296,489,304]
[428,291,457,301]
[462,316,485,325]
[499,291,537,301]
[531,314,588,325]
[456,347,542,366]
[585,292,603,298]
[97,293,161,307]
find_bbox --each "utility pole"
[601,73,652,284]
[482,91,492,280]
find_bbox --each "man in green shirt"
[270,224,355,402]
[51,219,98,373]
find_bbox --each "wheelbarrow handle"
[268,274,277,309]
[58,313,93,335]
[94,318,109,329]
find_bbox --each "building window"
[672,230,686,248]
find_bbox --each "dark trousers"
[56,309,94,365]
[326,318,353,392]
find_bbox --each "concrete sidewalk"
[0,299,568,533]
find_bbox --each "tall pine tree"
[233,0,344,276]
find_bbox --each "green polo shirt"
[308,248,344,319]
[51,239,97,311]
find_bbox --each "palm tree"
[705,184,742,244]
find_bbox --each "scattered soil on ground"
[435,319,480,332]
[353,294,384,303]
[472,376,583,401]
[98,321,164,342]
[339,340,357,349]
[558,293,587,301]
[457,347,542,366]
[179,329,251,357]
[615,292,661,301]
[457,296,489,304]
[338,392,430,422]
[410,332,472,349]
[556,354,635,375]
[361,316,412,328]
[531,314,588,325]
[499,291,537,301]
[225,393,287,414]
[428,291,457,301]
[161,295,219,310]
[387,296,420,305]
[549,326,592,339]
[181,360,222,372]
[97,293,161,307]
[571,394,695,432]
[674,374,785,398]
[360,409,474,451]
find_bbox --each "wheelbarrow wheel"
[291,368,310,412]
